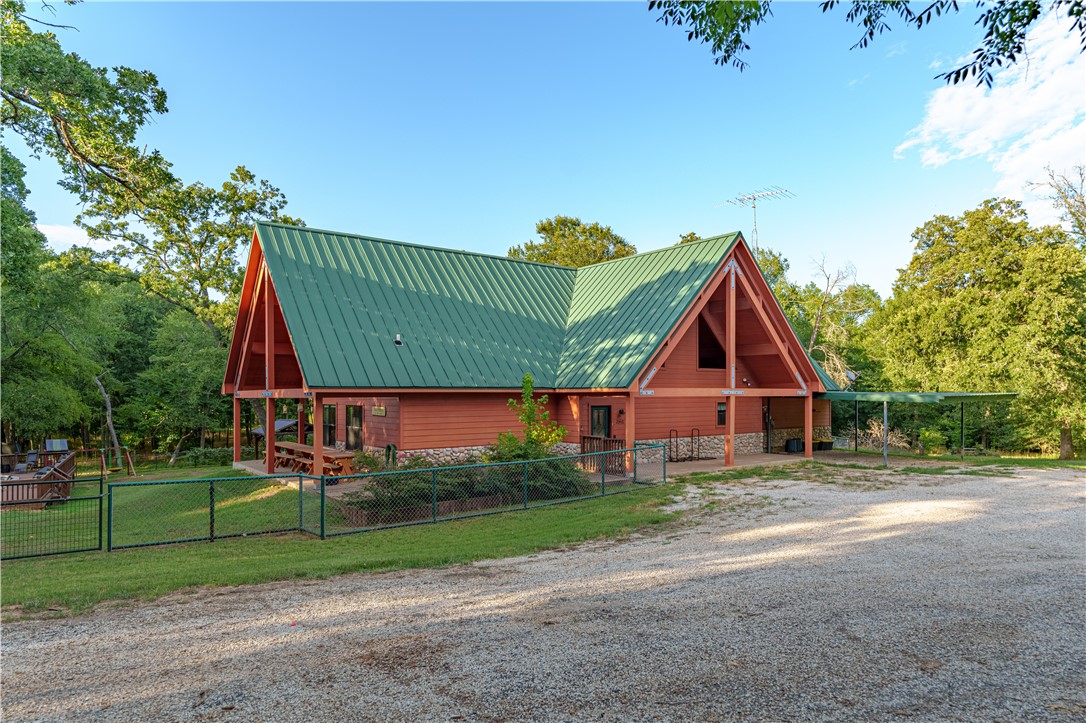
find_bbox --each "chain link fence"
[4,446,664,556]
[0,477,104,560]
[309,445,665,537]
[107,475,302,550]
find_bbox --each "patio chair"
[14,450,38,473]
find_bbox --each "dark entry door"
[590,406,611,438]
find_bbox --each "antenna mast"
[719,186,795,249]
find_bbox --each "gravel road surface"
[3,463,1084,722]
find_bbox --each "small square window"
[717,402,727,426]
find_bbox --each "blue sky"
[13,1,1086,297]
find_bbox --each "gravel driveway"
[3,463,1084,722]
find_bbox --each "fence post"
[662,447,667,484]
[298,475,304,532]
[209,478,216,542]
[319,475,326,540]
[522,462,528,509]
[106,485,114,552]
[601,452,606,495]
[633,446,638,484]
[98,476,104,552]
[432,469,438,522]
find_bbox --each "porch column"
[725,397,736,467]
[624,393,637,475]
[803,394,814,460]
[312,394,324,477]
[264,396,275,474]
[232,396,242,463]
[298,401,306,444]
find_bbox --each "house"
[223,222,835,474]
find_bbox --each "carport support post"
[854,400,859,452]
[960,402,965,461]
[882,401,889,467]
[298,401,306,444]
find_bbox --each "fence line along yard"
[1,445,665,559]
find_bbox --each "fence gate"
[0,477,104,560]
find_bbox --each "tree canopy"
[649,0,1086,87]
[865,199,1086,457]
[509,216,636,267]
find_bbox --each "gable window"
[717,402,727,426]
[698,316,727,369]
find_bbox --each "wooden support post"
[264,396,275,474]
[312,395,324,477]
[804,395,814,460]
[725,263,737,467]
[624,393,637,475]
[298,402,306,444]
[233,397,242,463]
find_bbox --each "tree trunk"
[1059,425,1074,460]
[93,375,122,450]
[168,431,193,466]
[200,426,207,448]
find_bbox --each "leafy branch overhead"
[648,0,1086,87]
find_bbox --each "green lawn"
[1,484,680,617]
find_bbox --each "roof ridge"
[577,232,741,271]
[255,220,580,273]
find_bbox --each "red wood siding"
[635,395,763,438]
[399,393,556,449]
[766,397,831,429]
[652,313,758,389]
[321,396,402,449]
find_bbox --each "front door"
[590,406,611,438]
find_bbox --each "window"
[698,316,727,369]
[717,402,727,426]
[345,405,364,450]
[322,404,337,445]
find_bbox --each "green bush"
[918,428,947,455]
[182,446,253,466]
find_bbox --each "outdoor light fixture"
[742,377,752,387]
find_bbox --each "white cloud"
[897,12,1086,225]
[885,41,907,58]
[37,224,113,253]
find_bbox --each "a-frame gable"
[633,235,826,397]
[222,232,305,395]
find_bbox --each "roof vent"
[394,333,404,347]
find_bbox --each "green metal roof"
[817,391,1017,403]
[255,223,765,390]
[258,223,575,388]
[556,233,739,388]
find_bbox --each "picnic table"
[274,441,355,476]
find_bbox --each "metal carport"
[817,391,1018,465]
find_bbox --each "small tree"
[487,374,567,461]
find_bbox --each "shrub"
[182,446,253,466]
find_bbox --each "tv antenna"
[718,186,795,249]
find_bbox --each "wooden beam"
[232,396,242,463]
[725,396,735,467]
[727,263,736,390]
[639,387,806,398]
[625,390,637,474]
[264,268,275,391]
[736,343,778,356]
[230,265,265,393]
[297,401,306,444]
[251,341,299,355]
[734,269,808,390]
[632,256,732,389]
